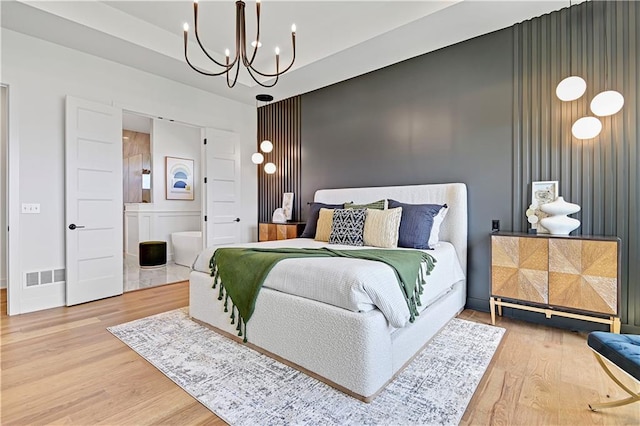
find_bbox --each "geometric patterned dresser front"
[548,239,618,315]
[491,235,549,304]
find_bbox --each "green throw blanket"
[209,247,436,342]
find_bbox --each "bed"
[189,183,467,401]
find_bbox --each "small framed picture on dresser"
[530,181,558,233]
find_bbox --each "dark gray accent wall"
[298,1,639,332]
[513,1,639,331]
[301,29,514,310]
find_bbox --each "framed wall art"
[165,156,194,200]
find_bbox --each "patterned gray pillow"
[329,209,367,246]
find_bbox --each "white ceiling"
[1,1,573,105]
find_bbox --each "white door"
[65,96,123,305]
[204,128,241,247]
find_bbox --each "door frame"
[4,83,22,315]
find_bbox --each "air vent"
[24,268,66,287]
[40,270,53,284]
[25,272,39,287]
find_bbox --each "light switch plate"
[21,203,40,214]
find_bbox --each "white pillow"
[428,205,448,248]
[363,207,403,248]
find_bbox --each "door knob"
[68,224,85,230]
[234,218,241,222]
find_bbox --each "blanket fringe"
[210,256,249,343]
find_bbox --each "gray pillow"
[387,199,446,249]
[300,202,344,238]
[329,209,366,246]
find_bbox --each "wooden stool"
[139,241,167,268]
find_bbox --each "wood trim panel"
[257,96,302,224]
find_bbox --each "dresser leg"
[611,317,621,334]
[497,298,503,316]
[489,297,496,325]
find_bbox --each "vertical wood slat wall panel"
[513,1,639,329]
[257,96,302,224]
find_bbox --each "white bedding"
[192,239,464,328]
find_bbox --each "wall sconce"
[142,168,151,189]
[560,2,624,140]
[571,117,602,139]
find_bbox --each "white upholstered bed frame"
[189,183,467,401]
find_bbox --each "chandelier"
[183,0,296,88]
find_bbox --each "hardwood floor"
[2,284,638,425]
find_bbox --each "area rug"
[108,308,504,425]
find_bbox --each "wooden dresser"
[490,232,620,332]
[258,222,306,242]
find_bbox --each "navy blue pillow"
[300,202,344,238]
[388,199,445,249]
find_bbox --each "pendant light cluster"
[557,2,624,140]
[252,140,276,174]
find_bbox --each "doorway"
[121,112,198,292]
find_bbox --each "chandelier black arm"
[246,66,280,88]
[193,2,238,69]
[226,59,242,88]
[246,34,296,77]
[185,39,238,77]
[245,0,261,67]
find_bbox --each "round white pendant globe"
[260,140,273,153]
[590,90,624,116]
[572,117,602,140]
[264,162,276,174]
[556,76,587,101]
[251,152,264,164]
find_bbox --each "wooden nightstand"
[259,222,306,242]
[490,232,621,332]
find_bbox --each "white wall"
[1,86,7,289]
[2,29,258,314]
[151,119,202,211]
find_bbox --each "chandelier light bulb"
[590,90,624,117]
[224,49,230,57]
[556,76,587,101]
[572,117,603,140]
[251,40,262,48]
[275,46,280,56]
[291,24,296,33]
[264,162,276,174]
[260,140,273,153]
[251,152,264,164]
[183,23,189,32]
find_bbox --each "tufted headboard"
[313,183,468,277]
